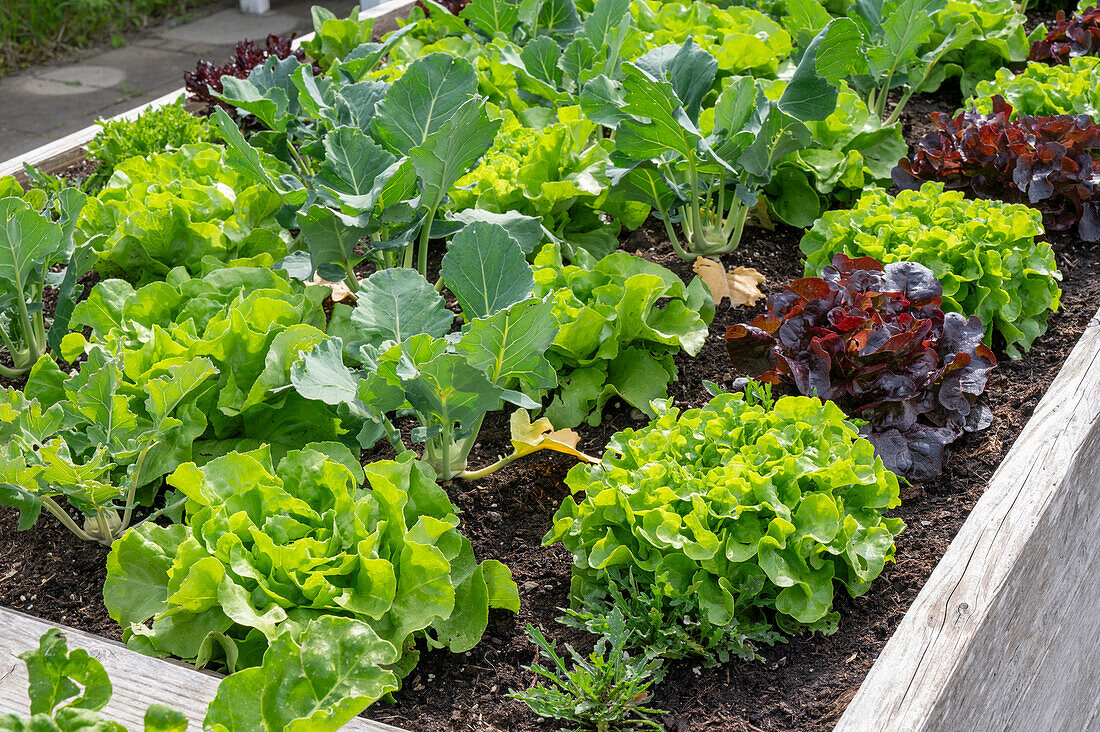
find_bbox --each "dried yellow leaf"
[692,257,766,307]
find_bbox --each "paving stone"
[158,8,299,44]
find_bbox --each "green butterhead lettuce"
[450,105,648,257]
[972,57,1100,120]
[78,143,290,284]
[531,242,713,428]
[63,266,341,462]
[104,447,518,693]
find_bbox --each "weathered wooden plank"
[0,0,415,178]
[835,306,1100,732]
[0,607,406,731]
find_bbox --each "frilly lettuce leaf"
[78,143,290,284]
[531,242,713,427]
[547,391,904,634]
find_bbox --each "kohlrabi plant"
[292,221,595,481]
[212,49,502,286]
[0,351,216,545]
[587,23,858,259]
[0,188,95,377]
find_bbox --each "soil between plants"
[3,67,1099,732]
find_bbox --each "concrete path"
[0,0,361,163]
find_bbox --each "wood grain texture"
[0,608,406,730]
[0,0,416,178]
[835,306,1100,732]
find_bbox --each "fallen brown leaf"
[309,273,357,303]
[693,257,766,307]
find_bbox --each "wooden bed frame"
[3,4,1100,727]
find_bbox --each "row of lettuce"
[4,0,1100,728]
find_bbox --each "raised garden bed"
[3,0,1100,730]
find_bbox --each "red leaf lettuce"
[725,254,996,481]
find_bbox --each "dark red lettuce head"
[725,254,997,482]
[1029,8,1100,64]
[893,96,1100,242]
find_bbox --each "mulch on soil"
[3,49,1098,732]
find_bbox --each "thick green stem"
[342,260,361,293]
[654,195,693,261]
[418,207,437,277]
[875,67,897,121]
[726,200,748,251]
[95,511,113,545]
[288,145,315,181]
[121,446,152,532]
[13,294,41,367]
[40,497,98,543]
[685,150,707,254]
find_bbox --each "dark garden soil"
[2,34,1098,732]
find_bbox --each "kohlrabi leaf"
[350,268,453,343]
[372,53,479,155]
[440,222,533,319]
[408,96,501,211]
[456,296,559,390]
[633,39,718,123]
[532,0,581,37]
[295,205,371,284]
[778,19,861,121]
[314,126,398,213]
[461,0,520,38]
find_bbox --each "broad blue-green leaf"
[778,19,860,121]
[447,209,545,254]
[315,126,398,213]
[634,39,718,123]
[866,0,945,80]
[579,75,628,127]
[372,53,479,155]
[211,108,307,205]
[534,0,580,37]
[351,268,453,343]
[0,196,62,301]
[581,0,631,46]
[398,337,505,440]
[460,0,520,38]
[440,222,532,319]
[456,296,558,390]
[615,64,704,161]
[296,205,371,283]
[334,80,391,133]
[408,96,501,210]
[520,37,562,87]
